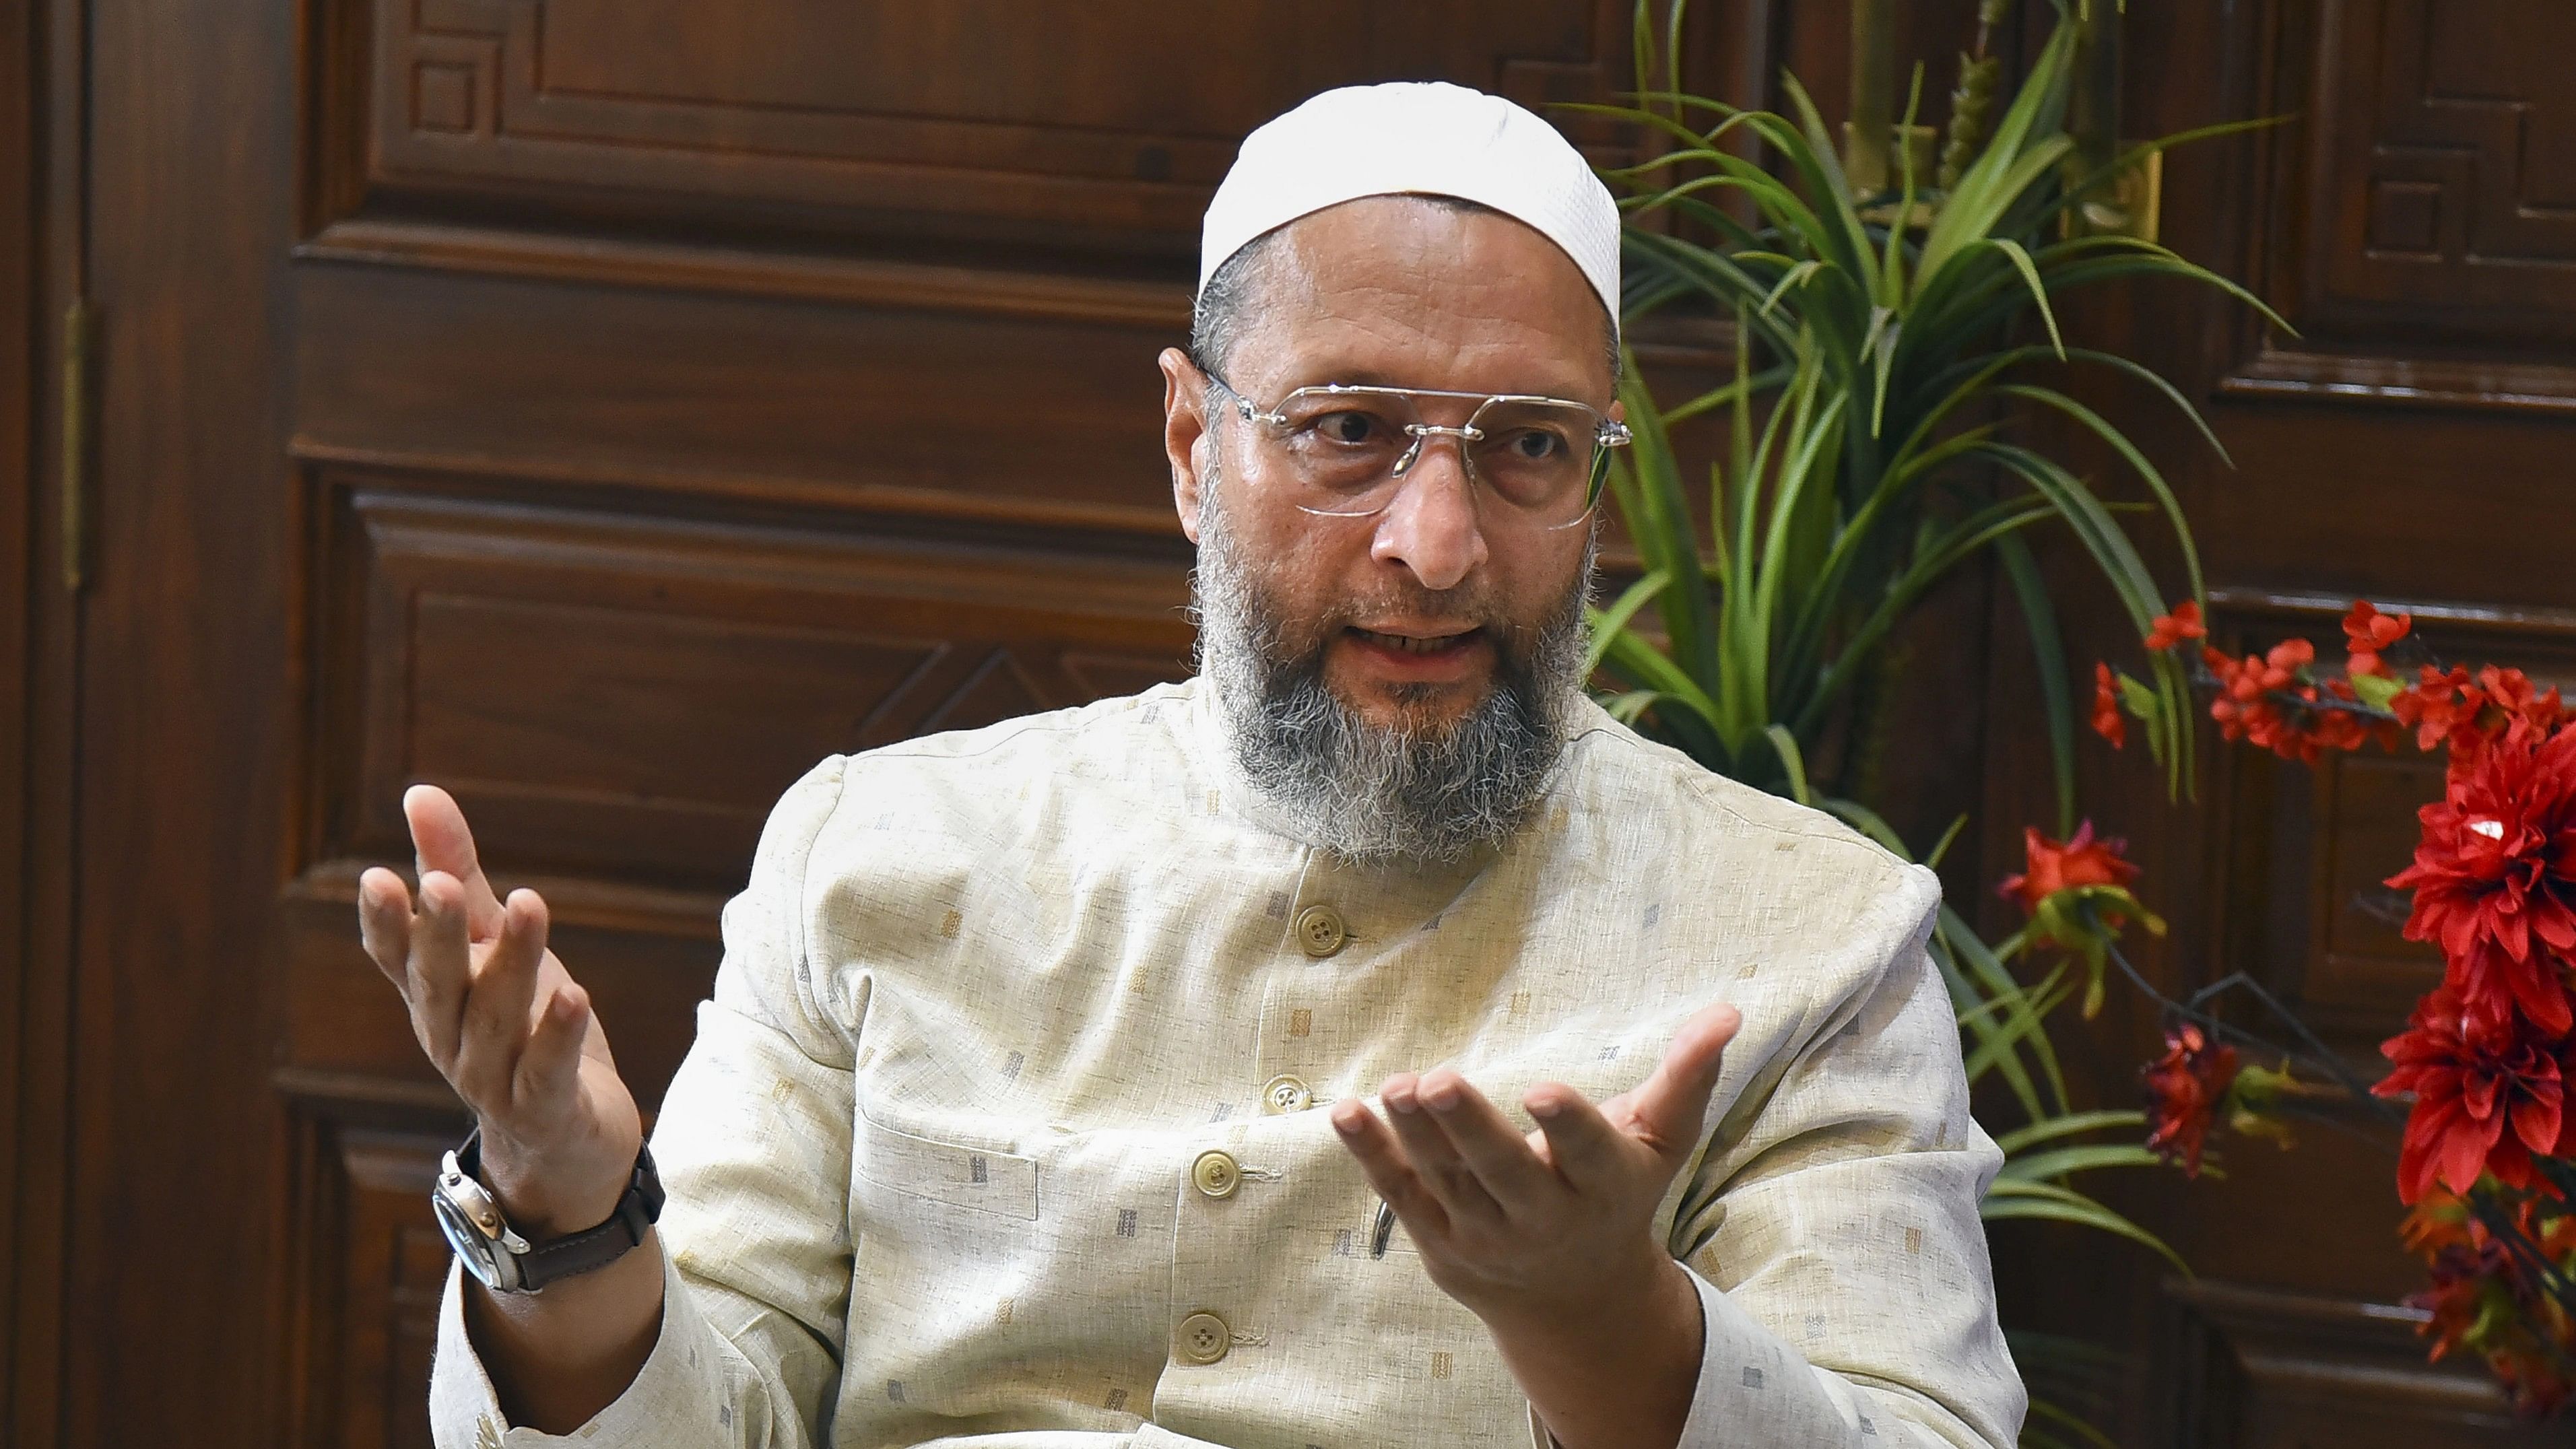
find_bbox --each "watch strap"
[454,1129,664,1292]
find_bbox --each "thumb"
[1625,1003,1741,1156]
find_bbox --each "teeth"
[1359,629,1467,655]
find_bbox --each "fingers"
[514,977,591,1116]
[356,867,414,988]
[369,850,588,1132]
[1329,1099,1451,1242]
[1526,1085,1634,1188]
[407,872,473,1065]
[1381,1074,1505,1226]
[456,889,550,1104]
[1625,1003,1742,1155]
[1417,1068,1564,1210]
[404,784,504,937]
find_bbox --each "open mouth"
[1350,626,1481,656]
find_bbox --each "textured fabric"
[1195,81,1622,325]
[429,677,2023,1448]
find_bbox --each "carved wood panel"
[2319,0,2576,318]
[313,473,1193,892]
[2166,1281,2564,1447]
[278,470,1193,1105]
[318,0,1642,257]
[2228,0,2576,409]
[284,1115,457,1449]
[289,262,1191,539]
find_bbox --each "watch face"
[431,1180,508,1290]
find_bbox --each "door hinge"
[61,298,95,593]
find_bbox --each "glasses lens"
[1467,399,1602,524]
[1265,387,1422,515]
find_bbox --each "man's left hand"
[1328,1002,1742,1449]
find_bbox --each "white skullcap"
[1198,81,1622,328]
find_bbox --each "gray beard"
[1191,477,1593,867]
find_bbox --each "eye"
[1309,410,1386,445]
[1502,428,1566,461]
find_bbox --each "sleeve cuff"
[1522,1264,1876,1449]
[1676,1263,1882,1448]
[430,1248,740,1448]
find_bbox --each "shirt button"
[1262,1074,1313,1114]
[1191,1149,1242,1199]
[1293,904,1349,958]
[1177,1310,1232,1365]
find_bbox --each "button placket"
[1190,1149,1241,1199]
[1260,1074,1313,1114]
[1254,857,1347,1122]
[1292,903,1349,958]
[1176,1310,1232,1365]
[1167,1119,1263,1385]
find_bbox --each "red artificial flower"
[2495,1352,2576,1419]
[2376,986,2576,1202]
[2401,1190,2478,1257]
[2205,640,2340,762]
[2144,601,2206,652]
[2457,938,2576,1038]
[2265,636,2317,680]
[2480,668,2571,766]
[2411,1241,2576,1416]
[2143,1022,2239,1178]
[2402,1191,2576,1417]
[2390,665,2567,779]
[2389,727,2576,968]
[2303,702,2378,755]
[1997,821,2140,916]
[2412,1235,2509,1362]
[2090,662,2126,749]
[2344,600,2412,678]
[2392,665,2490,756]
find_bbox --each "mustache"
[1280,586,1546,659]
[1310,578,1494,624]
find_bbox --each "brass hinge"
[61,298,95,593]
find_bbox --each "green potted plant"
[1579,5,2283,1442]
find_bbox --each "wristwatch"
[430,1128,665,1294]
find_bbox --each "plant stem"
[2096,929,2402,1130]
[2065,0,2121,187]
[1849,0,1896,196]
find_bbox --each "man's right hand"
[358,784,643,1238]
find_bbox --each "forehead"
[1241,196,1611,404]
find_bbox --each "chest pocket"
[852,1103,1041,1221]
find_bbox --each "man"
[360,82,2024,1449]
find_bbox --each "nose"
[1369,435,1489,591]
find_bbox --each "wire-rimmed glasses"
[1201,365,1629,532]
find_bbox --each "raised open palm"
[357,785,642,1236]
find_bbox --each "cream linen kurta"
[430,677,2024,1449]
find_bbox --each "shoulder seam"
[794,756,856,1035]
[849,694,1160,770]
[1575,720,1903,857]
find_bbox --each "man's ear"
[1159,347,1210,545]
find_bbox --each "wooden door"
[1976,1,2576,1443]
[7,4,1757,1446]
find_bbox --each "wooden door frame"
[5,0,85,1442]
[1,0,36,1433]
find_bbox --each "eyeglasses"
[1199,364,1629,532]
